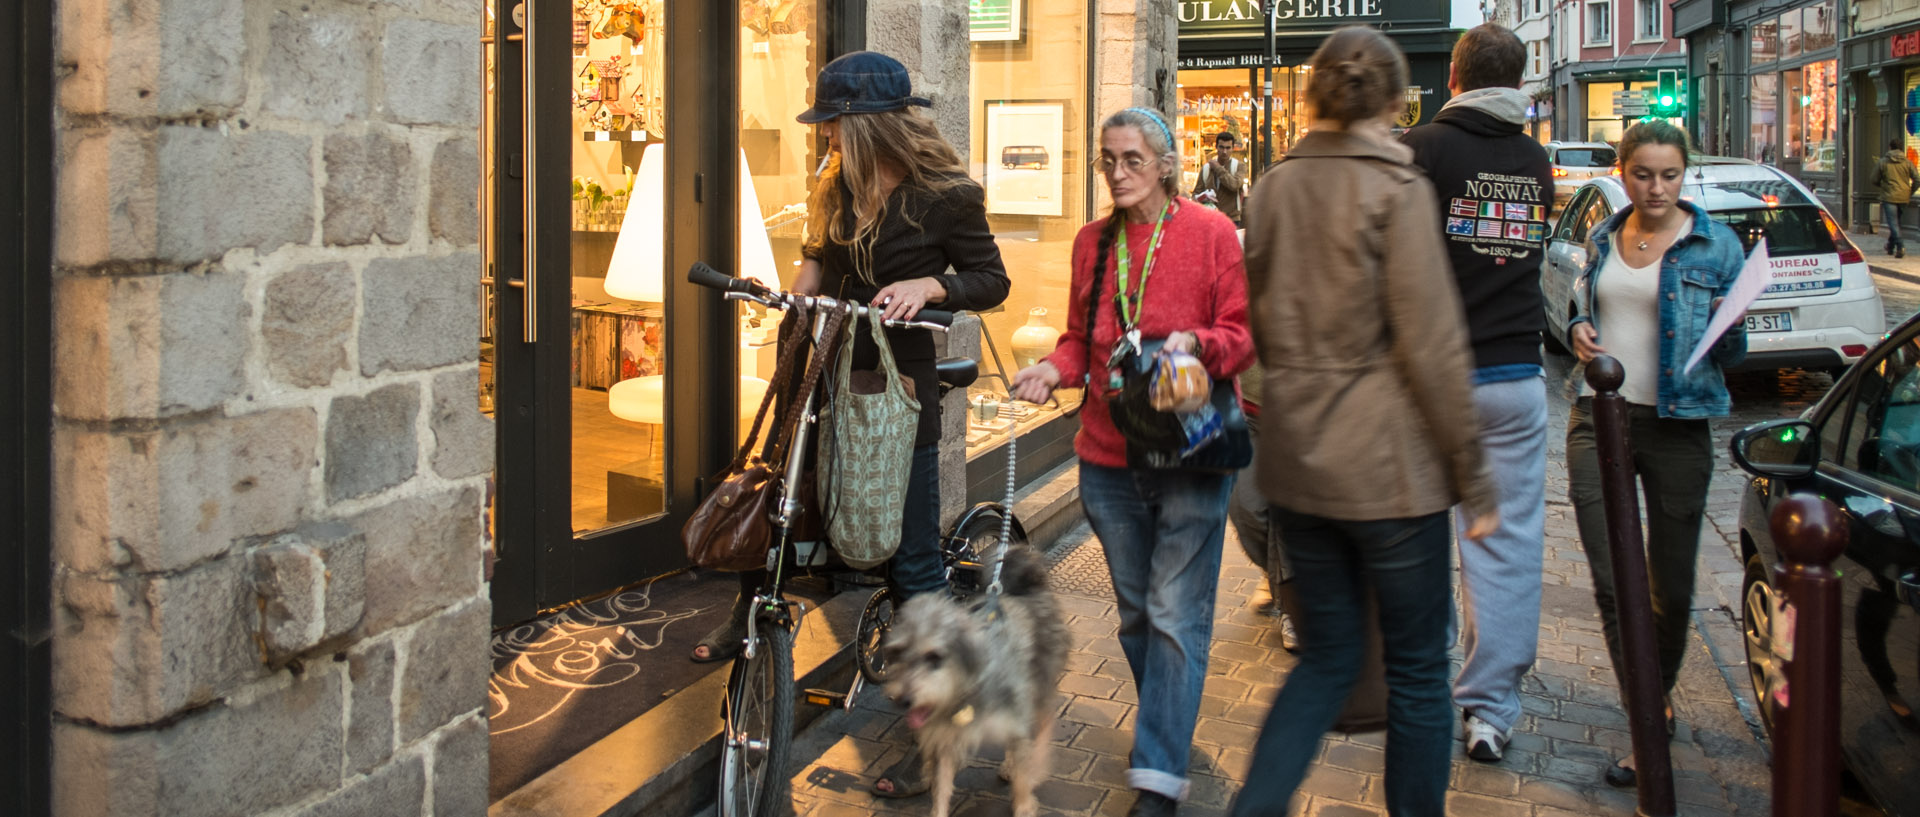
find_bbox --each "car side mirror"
[1730,419,1818,479]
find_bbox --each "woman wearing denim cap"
[1563,120,1746,788]
[684,49,1010,796]
[1010,105,1253,817]
[1231,27,1497,817]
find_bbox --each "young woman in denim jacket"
[1563,120,1747,787]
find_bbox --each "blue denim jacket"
[1565,199,1748,418]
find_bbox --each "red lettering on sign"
[1894,30,1920,58]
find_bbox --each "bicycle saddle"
[935,356,978,389]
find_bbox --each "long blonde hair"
[804,108,974,283]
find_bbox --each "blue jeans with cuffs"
[1079,462,1232,802]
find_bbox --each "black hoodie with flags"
[1401,90,1555,371]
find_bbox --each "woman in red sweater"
[1012,106,1253,817]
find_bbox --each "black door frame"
[0,0,54,811]
[492,0,743,625]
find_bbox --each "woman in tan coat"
[1228,27,1498,817]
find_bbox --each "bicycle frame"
[697,267,954,651]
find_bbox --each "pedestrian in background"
[1563,120,1747,787]
[1230,26,1498,817]
[1225,359,1299,652]
[1011,106,1253,817]
[1400,22,1554,764]
[1193,131,1248,225]
[1875,138,1917,258]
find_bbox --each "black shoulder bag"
[1083,225,1252,473]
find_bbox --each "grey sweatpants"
[1452,376,1549,733]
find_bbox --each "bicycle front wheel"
[718,615,795,817]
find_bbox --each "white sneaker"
[1277,612,1300,653]
[1464,714,1510,762]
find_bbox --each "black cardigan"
[810,175,1011,446]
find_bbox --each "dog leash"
[980,399,1019,617]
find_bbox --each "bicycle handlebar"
[687,262,956,331]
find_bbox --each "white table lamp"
[603,143,781,302]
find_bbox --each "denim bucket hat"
[795,51,932,124]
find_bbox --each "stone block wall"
[49,0,492,815]
[867,0,971,165]
[1096,0,1177,214]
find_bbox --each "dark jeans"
[1230,509,1454,817]
[1566,399,1713,695]
[1885,202,1907,251]
[889,443,945,597]
[734,442,943,601]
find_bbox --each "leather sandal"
[871,746,930,799]
[689,598,751,663]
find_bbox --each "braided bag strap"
[765,306,848,465]
[731,303,813,470]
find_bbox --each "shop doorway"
[483,0,760,627]
[1174,65,1311,184]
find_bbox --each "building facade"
[1676,0,1841,208]
[1839,0,1920,230]
[8,0,1173,814]
[1547,0,1687,145]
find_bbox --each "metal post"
[1248,64,1262,183]
[1767,494,1847,817]
[1262,0,1275,174]
[1584,355,1676,817]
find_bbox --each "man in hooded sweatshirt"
[1401,22,1553,764]
[1875,138,1917,257]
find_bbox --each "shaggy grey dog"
[881,546,1069,817]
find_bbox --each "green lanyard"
[1113,200,1174,330]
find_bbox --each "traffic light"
[1651,69,1685,117]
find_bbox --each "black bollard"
[1768,494,1847,817]
[1584,355,1676,817]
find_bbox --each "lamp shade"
[604,142,666,302]
[603,143,780,302]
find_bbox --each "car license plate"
[1746,311,1792,332]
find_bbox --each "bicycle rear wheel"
[718,613,794,817]
[948,503,1024,596]
[855,587,894,684]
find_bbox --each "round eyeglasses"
[1093,155,1156,175]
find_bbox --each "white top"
[1585,246,1664,405]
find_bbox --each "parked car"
[1728,310,1920,817]
[1541,162,1886,373]
[1546,140,1618,210]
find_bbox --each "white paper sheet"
[1682,238,1773,376]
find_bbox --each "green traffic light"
[1660,95,1675,106]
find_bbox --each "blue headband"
[1122,106,1175,151]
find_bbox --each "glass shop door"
[484,0,751,625]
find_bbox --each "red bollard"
[1585,355,1676,817]
[1767,494,1847,817]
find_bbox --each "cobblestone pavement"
[775,272,1920,817]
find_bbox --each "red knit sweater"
[1043,198,1255,468]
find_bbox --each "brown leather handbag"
[682,305,846,571]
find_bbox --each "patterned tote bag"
[816,314,921,569]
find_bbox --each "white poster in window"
[983,101,1065,217]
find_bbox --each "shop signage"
[1176,53,1283,69]
[1893,30,1920,58]
[1178,0,1449,33]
